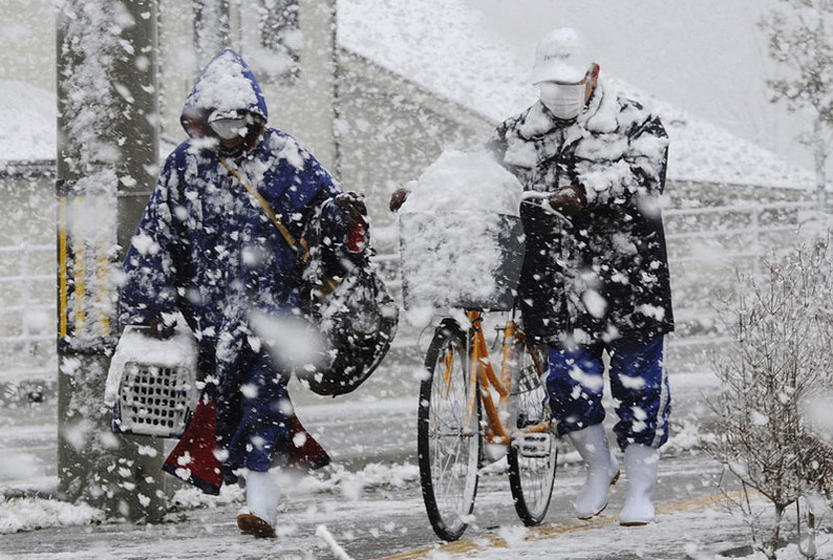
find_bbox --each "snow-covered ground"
[3,454,832,559]
[3,371,829,559]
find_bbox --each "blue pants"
[213,349,290,479]
[547,336,671,450]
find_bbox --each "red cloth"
[286,411,331,471]
[162,399,223,495]
[346,221,368,253]
[163,395,330,494]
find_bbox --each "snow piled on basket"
[398,149,524,313]
[337,0,816,191]
[104,325,199,407]
[400,149,522,215]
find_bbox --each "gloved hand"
[336,191,367,227]
[148,314,176,340]
[336,192,368,254]
[548,185,585,217]
[389,188,409,212]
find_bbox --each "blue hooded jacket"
[120,49,354,477]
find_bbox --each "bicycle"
[417,309,557,541]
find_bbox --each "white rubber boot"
[619,444,659,526]
[245,470,279,528]
[567,424,620,519]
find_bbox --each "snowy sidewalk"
[0,340,741,559]
[4,451,827,560]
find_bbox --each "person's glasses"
[209,117,248,140]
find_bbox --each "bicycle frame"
[420,308,559,539]
[460,310,550,449]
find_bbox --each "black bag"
[303,265,399,396]
[299,199,399,396]
[219,157,398,396]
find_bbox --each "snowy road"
[1,451,754,560]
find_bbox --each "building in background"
[0,0,820,396]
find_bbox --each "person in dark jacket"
[120,49,368,538]
[391,28,674,526]
[488,28,673,526]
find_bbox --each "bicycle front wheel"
[507,343,557,526]
[418,320,480,542]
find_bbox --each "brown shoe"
[237,513,276,538]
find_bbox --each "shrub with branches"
[759,0,833,207]
[706,241,833,559]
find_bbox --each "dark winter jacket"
[120,50,359,477]
[488,81,674,344]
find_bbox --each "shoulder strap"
[219,157,303,253]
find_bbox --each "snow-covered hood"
[179,49,268,139]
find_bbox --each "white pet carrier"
[105,325,199,438]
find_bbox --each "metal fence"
[0,199,817,387]
[663,200,815,372]
[0,244,56,387]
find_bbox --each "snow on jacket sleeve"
[574,99,669,209]
[119,156,183,326]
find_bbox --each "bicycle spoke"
[508,342,557,526]
[418,323,479,541]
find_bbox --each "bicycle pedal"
[512,433,551,458]
[516,411,545,429]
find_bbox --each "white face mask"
[538,82,586,120]
[209,117,248,141]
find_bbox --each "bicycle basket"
[106,325,199,438]
[399,211,525,311]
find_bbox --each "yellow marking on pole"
[75,247,86,329]
[58,197,68,338]
[73,197,85,334]
[374,490,744,560]
[97,250,110,337]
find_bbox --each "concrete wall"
[243,0,338,167]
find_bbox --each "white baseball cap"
[531,28,594,84]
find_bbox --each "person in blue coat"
[120,49,368,538]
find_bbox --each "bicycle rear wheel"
[507,343,557,525]
[418,320,480,541]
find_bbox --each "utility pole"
[56,0,166,522]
